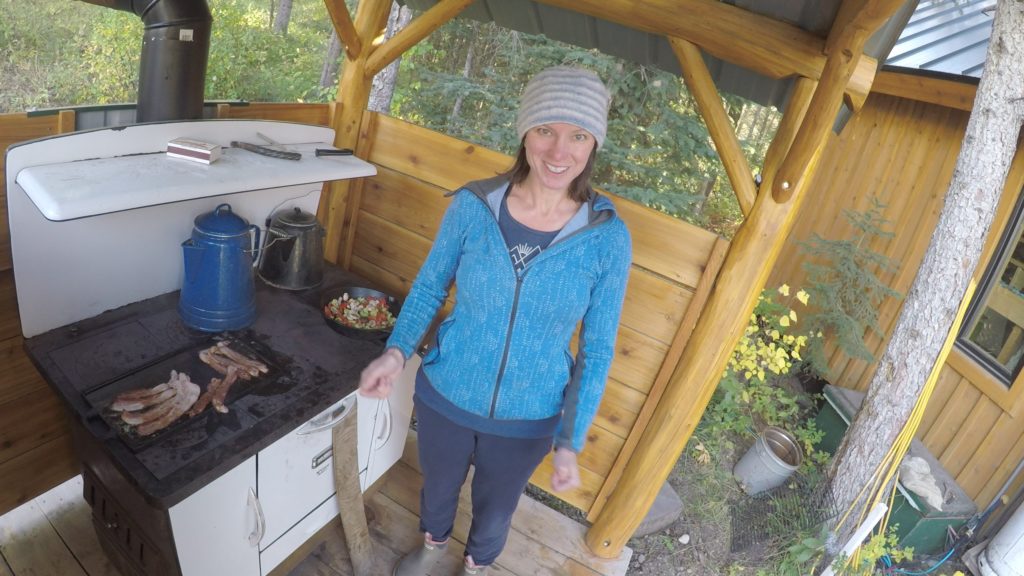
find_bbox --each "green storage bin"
[815,385,977,555]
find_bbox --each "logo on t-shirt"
[510,242,542,271]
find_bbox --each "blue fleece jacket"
[385,175,632,452]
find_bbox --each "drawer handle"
[312,445,333,469]
[297,395,354,435]
[247,488,265,548]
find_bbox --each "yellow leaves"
[693,442,711,465]
[796,289,809,305]
[779,316,790,327]
[778,284,790,296]
[790,309,798,322]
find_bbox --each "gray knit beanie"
[516,66,611,149]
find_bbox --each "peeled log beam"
[761,77,817,183]
[533,0,876,107]
[585,81,821,557]
[324,0,362,60]
[321,0,393,264]
[365,0,475,77]
[671,37,756,217]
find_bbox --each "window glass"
[960,191,1024,384]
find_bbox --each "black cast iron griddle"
[80,332,290,453]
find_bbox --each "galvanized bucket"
[733,426,803,495]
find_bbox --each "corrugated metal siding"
[885,0,995,77]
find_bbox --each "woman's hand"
[550,447,581,492]
[358,348,405,398]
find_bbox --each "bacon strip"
[216,341,268,374]
[199,347,254,380]
[136,374,201,436]
[111,386,175,412]
[211,366,239,414]
[120,394,177,425]
[188,377,220,417]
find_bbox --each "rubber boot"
[392,536,448,576]
[462,556,488,575]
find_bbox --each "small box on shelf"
[167,138,222,164]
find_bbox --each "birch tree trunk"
[447,29,476,129]
[368,2,412,113]
[829,0,1024,553]
[272,0,292,34]
[320,31,343,89]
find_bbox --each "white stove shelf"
[12,121,374,221]
[5,119,375,337]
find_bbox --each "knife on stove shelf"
[230,140,302,161]
[315,147,354,157]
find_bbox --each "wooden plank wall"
[0,111,77,516]
[346,113,725,515]
[769,91,1024,508]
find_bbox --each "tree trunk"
[320,31,343,90]
[272,0,292,34]
[828,0,1023,554]
[368,2,412,114]
[448,34,475,129]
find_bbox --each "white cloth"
[900,456,944,511]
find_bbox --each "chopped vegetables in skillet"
[324,293,396,330]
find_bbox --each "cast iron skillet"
[321,286,401,341]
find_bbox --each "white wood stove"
[5,119,415,576]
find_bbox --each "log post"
[320,0,392,265]
[585,78,822,557]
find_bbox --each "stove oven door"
[361,354,418,489]
[255,391,361,550]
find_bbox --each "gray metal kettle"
[257,207,324,290]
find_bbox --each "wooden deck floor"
[0,436,631,576]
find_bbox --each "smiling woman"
[357,65,632,575]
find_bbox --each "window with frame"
[959,188,1024,386]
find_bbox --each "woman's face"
[523,123,596,194]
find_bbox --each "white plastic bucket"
[980,501,1024,576]
[733,426,803,495]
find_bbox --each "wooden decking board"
[0,448,629,576]
[33,477,119,576]
[0,499,88,576]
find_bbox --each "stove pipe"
[84,0,212,122]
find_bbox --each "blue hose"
[885,547,956,575]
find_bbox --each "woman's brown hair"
[504,140,597,204]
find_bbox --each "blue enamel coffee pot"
[178,203,261,331]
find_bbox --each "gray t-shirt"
[499,187,560,272]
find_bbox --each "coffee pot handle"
[250,224,261,266]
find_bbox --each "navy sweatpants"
[414,397,553,566]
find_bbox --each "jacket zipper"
[470,188,609,419]
[489,271,526,417]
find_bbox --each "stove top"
[24,266,385,506]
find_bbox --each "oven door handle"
[376,398,393,445]
[296,395,355,435]
[247,487,266,548]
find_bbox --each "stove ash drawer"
[256,390,361,549]
[83,470,176,576]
